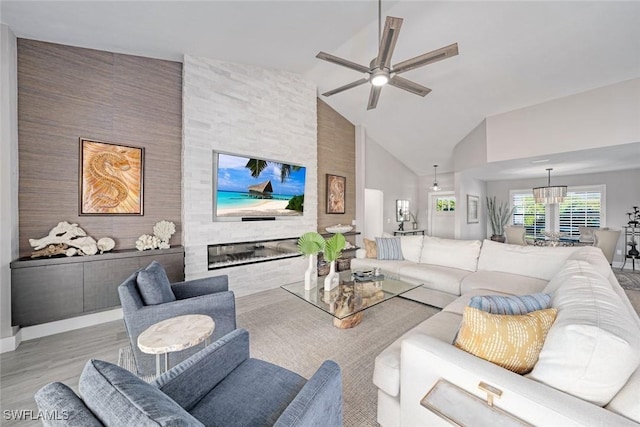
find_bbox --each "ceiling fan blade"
[375,16,403,69]
[367,86,382,110]
[316,52,370,73]
[391,43,459,75]
[388,76,432,97]
[321,78,369,97]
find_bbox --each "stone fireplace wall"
[182,56,317,296]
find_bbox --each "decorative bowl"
[325,224,353,234]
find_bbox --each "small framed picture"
[467,194,479,224]
[326,174,346,214]
[79,138,144,215]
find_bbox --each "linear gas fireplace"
[208,237,301,270]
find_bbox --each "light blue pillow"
[375,237,404,261]
[468,293,552,315]
[137,261,176,306]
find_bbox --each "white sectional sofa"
[352,237,640,426]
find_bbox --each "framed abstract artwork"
[79,138,144,215]
[467,194,479,224]
[326,174,346,214]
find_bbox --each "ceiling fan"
[316,1,459,110]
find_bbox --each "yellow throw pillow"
[363,238,377,259]
[454,306,557,374]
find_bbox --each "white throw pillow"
[530,262,640,406]
[420,236,481,272]
[477,239,578,281]
[400,235,423,263]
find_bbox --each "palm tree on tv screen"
[245,158,301,183]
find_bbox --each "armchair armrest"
[274,360,342,427]
[155,329,250,411]
[399,334,638,426]
[171,275,229,299]
[35,382,103,427]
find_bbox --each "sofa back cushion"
[420,236,481,272]
[530,262,640,406]
[477,239,578,280]
[400,236,423,263]
[79,359,201,426]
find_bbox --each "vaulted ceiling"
[2,1,639,177]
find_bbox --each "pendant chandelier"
[431,165,439,191]
[533,168,566,204]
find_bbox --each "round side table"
[137,314,215,377]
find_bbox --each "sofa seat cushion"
[455,306,557,374]
[350,258,414,276]
[461,270,549,296]
[79,359,201,427]
[477,239,579,281]
[530,262,640,406]
[420,236,482,272]
[399,264,471,296]
[606,366,640,423]
[189,358,306,426]
[373,311,461,397]
[136,261,176,305]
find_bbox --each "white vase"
[324,260,339,291]
[304,255,318,290]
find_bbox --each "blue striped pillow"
[468,293,552,315]
[375,237,404,260]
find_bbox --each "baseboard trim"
[0,329,22,353]
[1,309,124,352]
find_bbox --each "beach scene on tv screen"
[216,153,306,217]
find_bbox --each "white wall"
[454,172,487,240]
[486,168,640,264]
[453,120,487,171]
[486,78,640,162]
[182,56,317,297]
[364,136,418,235]
[0,25,19,342]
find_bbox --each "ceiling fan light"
[370,69,389,86]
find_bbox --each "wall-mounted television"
[213,152,307,220]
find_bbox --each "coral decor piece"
[153,220,176,243]
[29,221,114,258]
[136,234,161,251]
[136,220,176,251]
[97,237,116,254]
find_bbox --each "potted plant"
[297,232,325,290]
[487,196,514,243]
[322,233,346,291]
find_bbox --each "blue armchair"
[118,261,236,377]
[35,329,343,427]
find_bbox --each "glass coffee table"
[281,270,421,329]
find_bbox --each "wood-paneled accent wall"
[17,40,182,257]
[317,99,356,232]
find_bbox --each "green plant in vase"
[323,233,346,291]
[487,196,514,243]
[297,232,325,290]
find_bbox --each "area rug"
[615,270,640,291]
[236,289,439,427]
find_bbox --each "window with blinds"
[559,189,603,237]
[510,185,605,240]
[511,192,546,239]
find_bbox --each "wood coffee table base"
[333,312,363,329]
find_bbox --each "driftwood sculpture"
[29,221,114,258]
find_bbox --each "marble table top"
[137,314,215,355]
